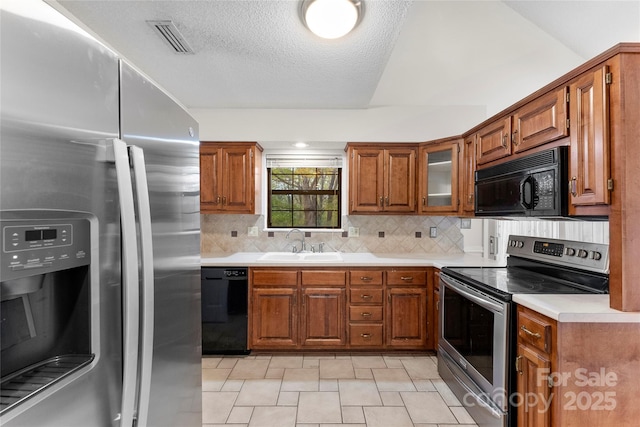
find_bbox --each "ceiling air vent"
[147,20,194,54]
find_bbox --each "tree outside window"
[268,167,341,228]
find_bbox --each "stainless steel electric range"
[438,235,609,427]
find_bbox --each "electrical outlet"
[247,226,259,237]
[348,227,359,237]
[429,227,437,238]
[460,218,472,229]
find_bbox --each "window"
[267,156,342,229]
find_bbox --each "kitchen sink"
[256,251,343,262]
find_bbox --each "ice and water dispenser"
[0,211,95,413]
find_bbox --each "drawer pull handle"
[360,333,372,339]
[400,276,413,281]
[360,294,373,300]
[520,325,541,339]
[360,312,372,317]
[515,355,523,375]
[360,276,373,282]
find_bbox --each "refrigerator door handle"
[129,146,155,427]
[113,139,140,427]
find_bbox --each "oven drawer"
[350,288,383,304]
[517,306,553,354]
[349,306,383,321]
[350,324,383,346]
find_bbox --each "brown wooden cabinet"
[348,270,385,348]
[461,135,476,214]
[249,269,298,349]
[300,270,347,347]
[250,266,432,351]
[475,87,569,167]
[568,65,612,214]
[418,138,461,214]
[347,144,417,214]
[515,305,556,427]
[200,142,262,214]
[512,87,569,154]
[475,116,512,166]
[433,269,441,350]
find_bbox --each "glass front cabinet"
[418,138,461,214]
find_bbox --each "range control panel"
[507,235,609,273]
[1,213,91,281]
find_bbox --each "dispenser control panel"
[1,213,92,282]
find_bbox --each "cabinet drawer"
[349,270,383,286]
[350,324,383,346]
[301,270,346,286]
[349,306,383,321]
[518,308,553,354]
[386,270,427,285]
[251,270,297,286]
[350,288,383,304]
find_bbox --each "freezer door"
[119,62,202,426]
[0,2,123,426]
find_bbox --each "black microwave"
[475,146,568,217]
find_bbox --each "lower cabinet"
[249,266,432,351]
[515,305,555,427]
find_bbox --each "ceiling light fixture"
[301,0,363,39]
[293,142,309,148]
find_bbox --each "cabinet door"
[512,87,569,154]
[516,343,552,427]
[384,148,416,212]
[200,146,221,211]
[386,287,428,348]
[433,270,440,350]
[221,146,254,213]
[568,66,611,208]
[462,135,476,213]
[301,287,346,347]
[476,117,512,165]
[349,148,384,213]
[251,288,298,348]
[419,141,459,213]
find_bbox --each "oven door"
[438,273,511,424]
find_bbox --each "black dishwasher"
[201,267,249,355]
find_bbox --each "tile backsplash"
[200,214,465,255]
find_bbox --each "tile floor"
[202,353,478,427]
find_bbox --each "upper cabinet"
[200,142,262,214]
[475,116,512,166]
[418,138,461,214]
[461,135,476,215]
[512,87,569,154]
[568,65,611,213]
[475,87,569,166]
[347,144,417,214]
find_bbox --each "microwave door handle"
[520,176,533,209]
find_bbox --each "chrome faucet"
[285,228,306,253]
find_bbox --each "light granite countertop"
[513,294,640,323]
[200,251,503,269]
[200,252,640,323]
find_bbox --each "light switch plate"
[460,218,472,229]
[430,227,437,238]
[348,227,359,237]
[248,226,259,237]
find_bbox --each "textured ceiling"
[50,0,640,114]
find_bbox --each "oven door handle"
[441,275,505,314]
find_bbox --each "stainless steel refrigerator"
[0,1,202,426]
